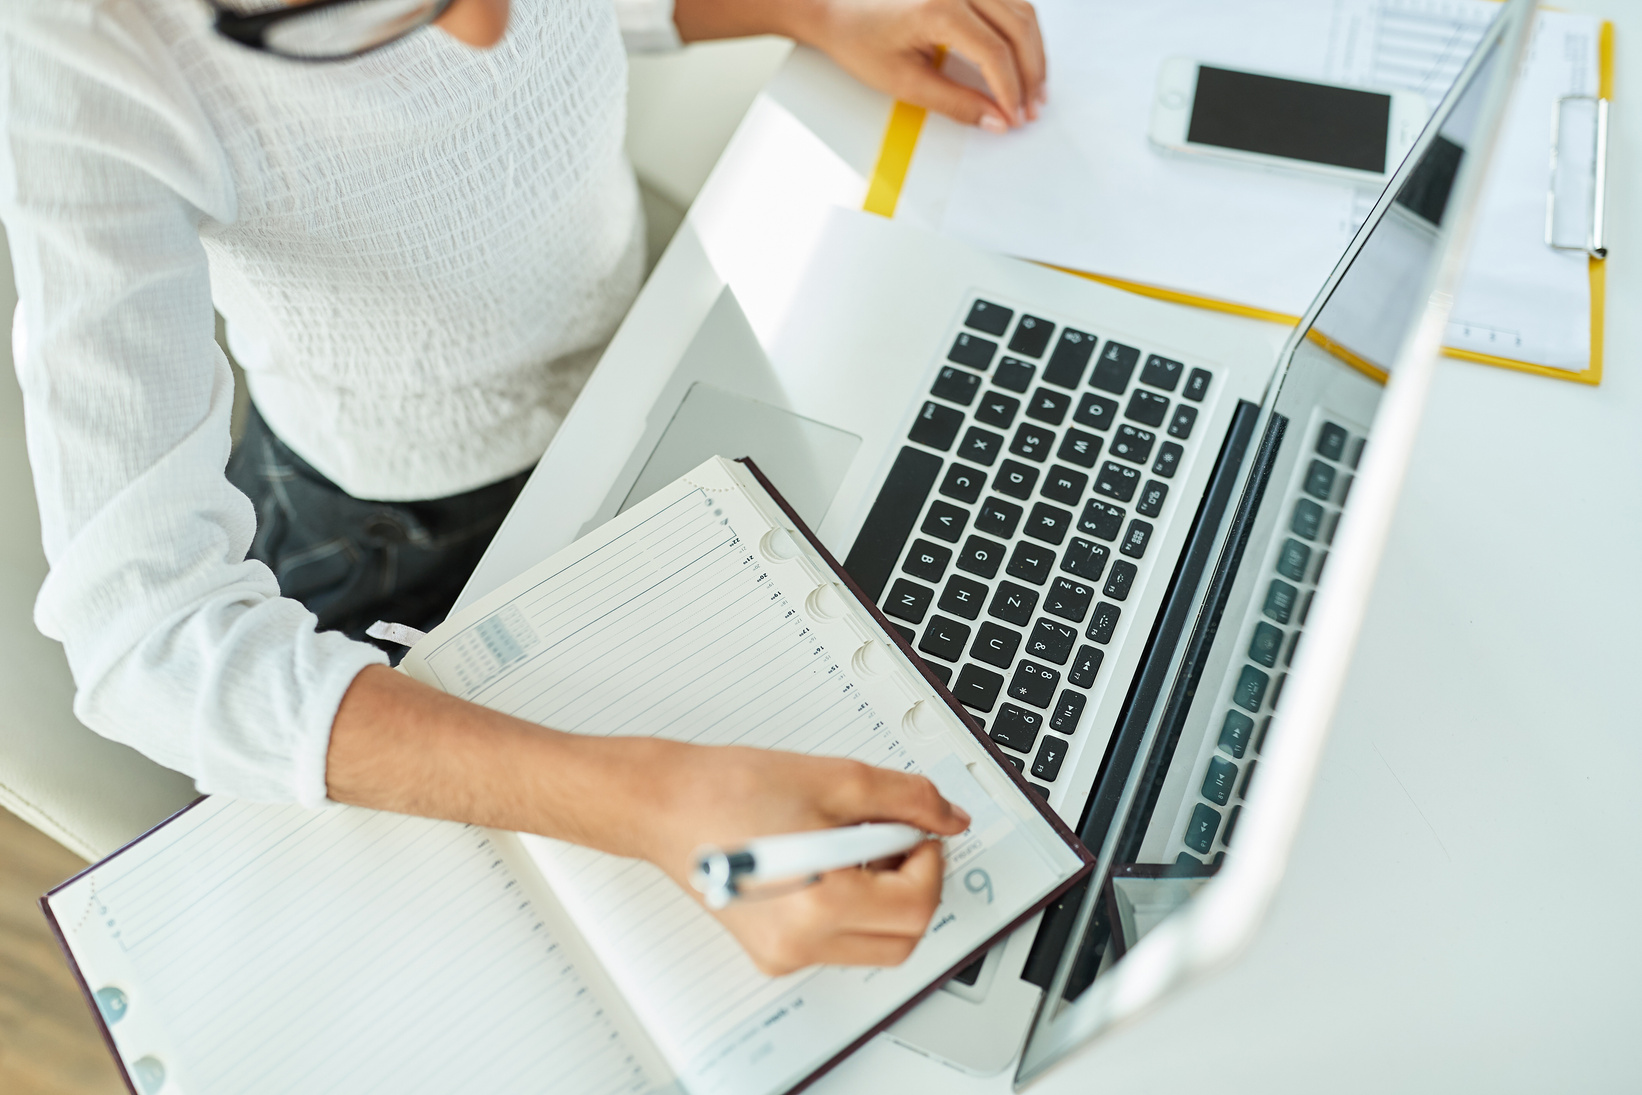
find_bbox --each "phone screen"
[1187,66,1391,172]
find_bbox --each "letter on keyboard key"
[971,621,1022,668]
[1168,405,1197,439]
[939,574,987,619]
[992,459,1038,500]
[909,401,963,450]
[989,581,1039,626]
[1032,735,1068,781]
[1089,340,1139,393]
[1202,756,1238,806]
[1140,354,1183,391]
[885,579,933,624]
[1110,424,1155,465]
[1061,537,1110,582]
[1058,428,1102,468]
[1049,689,1086,733]
[1085,600,1120,644]
[1026,619,1077,664]
[957,535,1006,578]
[1124,389,1169,428]
[1040,465,1087,505]
[919,615,971,663]
[1233,664,1270,712]
[1183,367,1211,402]
[954,665,1004,712]
[1120,519,1152,559]
[975,498,1022,539]
[1007,660,1060,708]
[990,704,1042,753]
[1008,316,1054,358]
[1184,803,1221,855]
[965,299,1012,336]
[1044,576,1095,623]
[1152,441,1183,479]
[975,392,1020,429]
[994,357,1036,392]
[1006,540,1055,585]
[940,463,985,504]
[1103,560,1137,601]
[843,446,940,601]
[902,538,951,583]
[1025,502,1073,546]
[931,366,981,406]
[1248,621,1283,668]
[1069,645,1103,688]
[948,332,997,371]
[1043,329,1096,388]
[1136,479,1167,518]
[1094,461,1140,502]
[1219,710,1254,758]
[1078,499,1125,541]
[1074,392,1120,431]
[1026,388,1071,425]
[959,426,1005,466]
[921,500,968,543]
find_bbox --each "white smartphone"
[1148,58,1427,185]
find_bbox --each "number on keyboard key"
[1125,389,1170,428]
[921,500,968,543]
[1006,540,1055,585]
[1044,576,1095,623]
[1316,421,1348,459]
[1049,689,1085,733]
[1057,428,1102,468]
[1291,498,1323,540]
[1074,392,1120,431]
[1110,424,1156,465]
[1103,561,1137,601]
[965,299,1012,336]
[1069,645,1104,688]
[939,574,987,619]
[988,581,1039,626]
[990,704,1042,752]
[956,535,1006,579]
[1007,660,1060,708]
[1095,462,1140,502]
[1086,600,1120,644]
[931,366,981,406]
[1061,537,1109,582]
[1008,316,1054,358]
[971,621,1023,668]
[909,401,964,451]
[1077,499,1125,542]
[1026,619,1077,664]
[1304,460,1336,500]
[954,665,1004,711]
[992,459,1038,500]
[1031,736,1069,782]
[1140,354,1183,391]
[939,463,986,504]
[919,615,971,663]
[1276,538,1310,581]
[885,579,933,624]
[1043,329,1096,388]
[949,332,997,371]
[1263,579,1297,624]
[959,426,1005,466]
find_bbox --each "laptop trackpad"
[619,382,862,529]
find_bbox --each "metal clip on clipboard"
[1546,94,1610,259]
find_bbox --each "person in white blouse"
[0,0,1043,974]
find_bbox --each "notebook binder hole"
[806,583,850,620]
[759,527,802,562]
[851,639,896,678]
[902,700,945,740]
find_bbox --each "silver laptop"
[458,0,1534,1080]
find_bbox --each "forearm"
[671,0,826,45]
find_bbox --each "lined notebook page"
[405,465,1072,1095]
[47,798,664,1095]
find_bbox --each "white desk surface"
[473,5,1641,1090]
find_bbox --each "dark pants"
[226,405,531,650]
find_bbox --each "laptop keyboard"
[845,298,1217,797]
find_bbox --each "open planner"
[43,456,1091,1095]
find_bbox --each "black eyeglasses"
[209,0,458,61]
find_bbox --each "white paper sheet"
[931,0,1599,371]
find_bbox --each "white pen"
[691,823,929,910]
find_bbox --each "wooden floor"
[0,809,124,1095]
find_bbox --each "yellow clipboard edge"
[862,21,1613,386]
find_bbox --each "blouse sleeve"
[0,6,388,807]
[612,0,682,52]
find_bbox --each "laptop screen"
[1017,0,1536,1079]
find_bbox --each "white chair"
[0,37,791,861]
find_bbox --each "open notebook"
[43,456,1091,1095]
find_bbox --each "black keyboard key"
[975,498,1022,539]
[988,581,1039,626]
[1167,404,1197,439]
[1025,502,1073,546]
[1002,753,1022,771]
[1077,499,1125,542]
[1025,387,1071,425]
[1049,690,1085,733]
[931,366,981,406]
[909,401,964,451]
[1276,538,1310,582]
[902,538,951,583]
[948,332,997,371]
[885,579,933,624]
[1010,423,1055,462]
[1032,736,1069,782]
[921,500,968,543]
[1125,389,1169,428]
[956,534,1007,578]
[1006,540,1055,585]
[843,446,940,600]
[1316,421,1348,460]
[1219,710,1254,758]
[975,391,1020,430]
[1119,519,1152,559]
[1135,479,1167,518]
[1028,783,1051,799]
[1153,441,1183,479]
[1043,329,1096,388]
[1183,367,1211,402]
[1008,315,1054,357]
[1240,759,1259,797]
[919,616,971,663]
[1073,392,1120,431]
[1110,424,1156,465]
[939,574,987,619]
[1026,619,1077,664]
[1233,664,1270,712]
[1039,465,1087,505]
[990,703,1043,752]
[1183,803,1221,855]
[891,622,915,644]
[1223,804,1241,846]
[1044,576,1094,623]
[1291,498,1323,540]
[965,299,1012,336]
[1061,538,1109,583]
[1007,660,1060,708]
[1284,630,1302,668]
[1094,461,1140,502]
[993,357,1036,392]
[1139,354,1183,391]
[1085,600,1120,644]
[1303,460,1336,501]
[958,426,1005,466]
[1057,428,1102,468]
[939,463,986,504]
[1202,756,1238,806]
[954,665,1004,711]
[926,661,951,686]
[1263,579,1297,624]
[1089,340,1139,392]
[952,955,986,986]
[1069,645,1103,687]
[1248,621,1283,668]
[971,621,1023,668]
[992,459,1038,500]
[1103,561,1137,601]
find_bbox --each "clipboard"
[863,20,1614,387]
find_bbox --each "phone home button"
[1160,90,1186,110]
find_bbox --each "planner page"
[45,798,675,1095]
[403,457,1086,1095]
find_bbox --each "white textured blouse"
[1,0,671,805]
